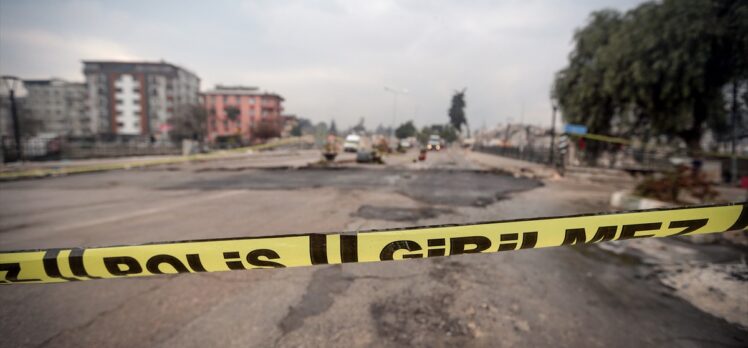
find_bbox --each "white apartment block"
[83,61,200,137]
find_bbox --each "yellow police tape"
[1,203,746,284]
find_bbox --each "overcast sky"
[0,0,644,129]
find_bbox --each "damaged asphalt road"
[166,167,541,207]
[0,148,746,347]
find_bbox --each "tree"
[297,117,314,135]
[251,118,281,140]
[448,89,468,134]
[395,120,417,139]
[417,124,459,144]
[169,104,207,142]
[352,117,366,133]
[224,106,240,122]
[417,126,432,145]
[329,119,338,135]
[553,0,748,154]
[290,123,303,137]
[1,97,42,137]
[552,10,624,161]
[438,124,459,143]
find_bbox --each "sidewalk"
[465,150,559,179]
[0,137,308,180]
[0,154,179,173]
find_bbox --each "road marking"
[46,190,246,234]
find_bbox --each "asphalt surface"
[1,148,746,347]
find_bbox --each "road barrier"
[1,203,746,284]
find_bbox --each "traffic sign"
[564,124,587,135]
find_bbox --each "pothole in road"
[166,168,542,208]
[370,291,474,346]
[278,265,353,335]
[353,205,454,222]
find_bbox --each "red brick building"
[202,85,284,144]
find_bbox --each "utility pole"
[384,86,408,139]
[549,103,557,166]
[731,80,738,185]
[2,76,23,162]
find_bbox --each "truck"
[343,134,361,153]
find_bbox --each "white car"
[427,134,442,151]
[343,134,361,153]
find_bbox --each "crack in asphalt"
[35,277,179,348]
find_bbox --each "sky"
[0,0,645,130]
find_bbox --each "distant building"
[476,123,551,148]
[202,85,284,144]
[0,94,20,138]
[83,60,200,137]
[280,114,299,137]
[22,79,88,136]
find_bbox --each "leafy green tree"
[294,117,315,135]
[448,89,468,133]
[439,124,459,143]
[553,0,748,154]
[395,120,417,139]
[553,10,622,136]
[417,126,432,145]
[290,123,303,137]
[417,124,459,144]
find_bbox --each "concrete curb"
[0,138,307,181]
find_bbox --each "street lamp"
[2,75,23,161]
[549,100,558,166]
[384,86,408,138]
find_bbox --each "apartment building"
[83,61,200,137]
[22,79,88,136]
[202,85,284,143]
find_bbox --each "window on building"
[117,122,124,128]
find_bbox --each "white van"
[343,134,361,152]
